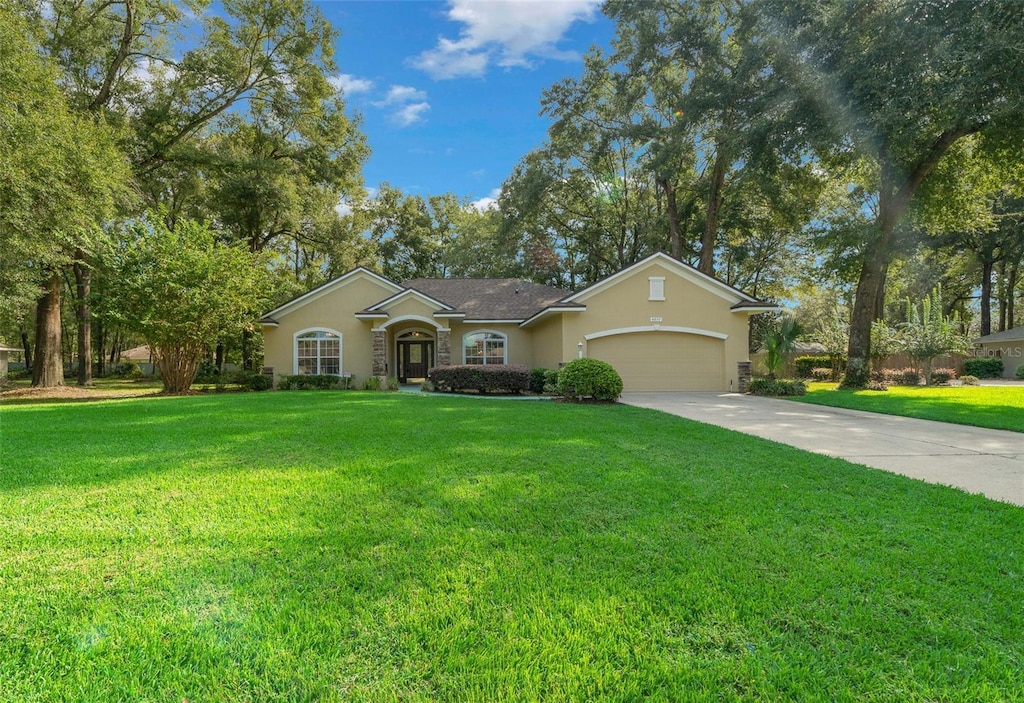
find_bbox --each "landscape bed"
[790,383,1024,433]
[1,392,1022,700]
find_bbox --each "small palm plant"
[763,318,803,379]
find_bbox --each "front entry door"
[398,341,432,382]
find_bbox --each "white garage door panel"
[589,332,724,391]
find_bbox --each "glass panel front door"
[399,341,432,382]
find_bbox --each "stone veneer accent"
[436,329,451,367]
[737,361,752,394]
[372,330,387,375]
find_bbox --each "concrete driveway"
[620,392,1024,507]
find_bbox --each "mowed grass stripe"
[791,383,1024,433]
[1,393,1021,701]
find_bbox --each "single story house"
[260,252,776,392]
[973,327,1024,378]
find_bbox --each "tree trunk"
[32,273,64,387]
[74,259,92,385]
[215,342,225,373]
[700,147,727,275]
[95,317,105,376]
[999,260,1007,333]
[241,329,254,371]
[154,344,201,393]
[1008,264,1018,328]
[980,258,994,336]
[658,175,682,259]
[20,328,32,369]
[843,241,890,388]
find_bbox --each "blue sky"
[316,0,614,209]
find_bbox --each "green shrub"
[279,374,353,390]
[362,375,382,391]
[113,360,143,378]
[810,367,832,381]
[794,355,843,378]
[557,358,623,402]
[386,376,400,391]
[871,368,922,386]
[1016,365,1024,380]
[963,357,1003,378]
[747,377,807,396]
[220,369,274,391]
[429,364,530,394]
[960,375,980,385]
[930,368,956,385]
[529,368,548,394]
[543,368,560,394]
[194,358,221,384]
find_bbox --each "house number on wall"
[650,317,663,323]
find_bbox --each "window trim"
[649,276,666,301]
[293,327,343,375]
[462,329,508,365]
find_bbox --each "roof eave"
[731,304,779,314]
[520,305,587,328]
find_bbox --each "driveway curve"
[620,392,1024,507]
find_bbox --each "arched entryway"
[395,329,435,383]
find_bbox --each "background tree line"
[3,0,1023,389]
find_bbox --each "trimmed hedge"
[747,377,807,396]
[872,368,921,386]
[964,357,1003,378]
[930,368,956,385]
[277,374,355,390]
[1017,365,1024,380]
[429,364,530,394]
[795,355,844,378]
[557,358,623,402]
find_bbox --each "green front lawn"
[2,393,1022,700]
[791,383,1024,433]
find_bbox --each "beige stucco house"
[260,252,776,392]
[973,327,1024,378]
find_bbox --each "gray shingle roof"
[974,326,1024,344]
[399,278,573,320]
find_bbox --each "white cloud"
[411,0,602,79]
[329,73,374,95]
[375,85,428,106]
[394,102,431,127]
[468,187,501,212]
[373,85,431,126]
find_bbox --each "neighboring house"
[260,252,776,392]
[973,327,1024,378]
[0,343,21,380]
[120,345,152,362]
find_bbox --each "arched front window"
[295,330,341,375]
[463,331,506,365]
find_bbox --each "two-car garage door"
[588,332,725,392]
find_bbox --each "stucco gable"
[562,252,763,308]
[261,267,402,323]
[363,287,455,313]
